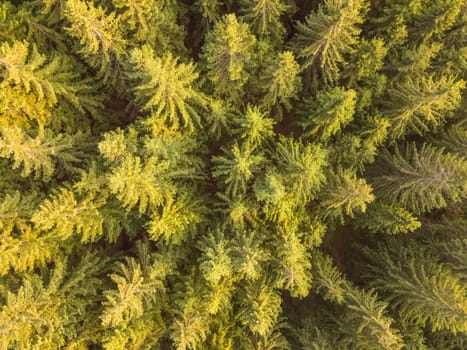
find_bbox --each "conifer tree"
[239,279,282,337]
[274,228,311,297]
[0,226,58,276]
[240,0,289,40]
[107,155,173,214]
[261,51,302,113]
[370,142,467,214]
[1,0,467,348]
[112,0,184,53]
[311,251,346,304]
[101,257,163,328]
[310,251,404,349]
[212,143,263,197]
[233,105,275,146]
[195,0,223,24]
[355,202,421,235]
[231,230,269,280]
[357,239,467,334]
[205,99,236,139]
[0,126,87,181]
[0,40,100,114]
[64,0,126,84]
[31,188,103,242]
[299,86,357,141]
[202,14,256,101]
[0,191,36,236]
[128,46,206,131]
[147,193,204,245]
[272,137,327,200]
[430,124,467,156]
[383,75,465,141]
[0,253,105,349]
[321,168,375,221]
[291,0,367,83]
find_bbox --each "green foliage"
[147,194,204,244]
[383,75,465,141]
[430,124,467,156]
[371,143,467,214]
[128,46,205,131]
[1,0,466,348]
[32,188,103,241]
[202,14,256,101]
[101,257,161,328]
[198,230,233,286]
[299,86,356,140]
[292,0,367,83]
[107,155,173,214]
[356,202,421,235]
[261,51,302,112]
[64,0,125,83]
[272,137,327,200]
[212,143,263,197]
[233,105,275,145]
[322,168,375,221]
[274,228,311,297]
[305,251,404,349]
[357,239,467,334]
[112,0,184,52]
[0,253,104,349]
[240,280,282,337]
[337,287,404,350]
[240,0,289,39]
[0,191,36,236]
[0,40,100,114]
[205,99,236,139]
[311,251,346,304]
[0,226,57,276]
[0,126,84,181]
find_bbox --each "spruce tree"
[291,0,367,83]
[201,14,256,102]
[128,46,206,131]
[370,142,467,214]
[357,239,467,334]
[383,75,465,141]
[1,0,466,348]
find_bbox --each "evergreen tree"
[261,51,302,114]
[321,168,375,222]
[128,46,206,131]
[201,14,256,102]
[299,86,357,141]
[112,0,184,53]
[309,251,404,349]
[1,0,466,348]
[0,40,100,114]
[0,126,90,181]
[272,136,327,201]
[355,202,421,235]
[31,188,103,242]
[107,155,173,214]
[64,0,126,84]
[240,0,289,40]
[291,0,367,84]
[357,239,467,334]
[212,143,263,197]
[274,228,311,297]
[370,142,467,214]
[383,75,465,141]
[233,105,275,146]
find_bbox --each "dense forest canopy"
[0,0,466,349]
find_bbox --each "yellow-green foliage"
[0,1,466,348]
